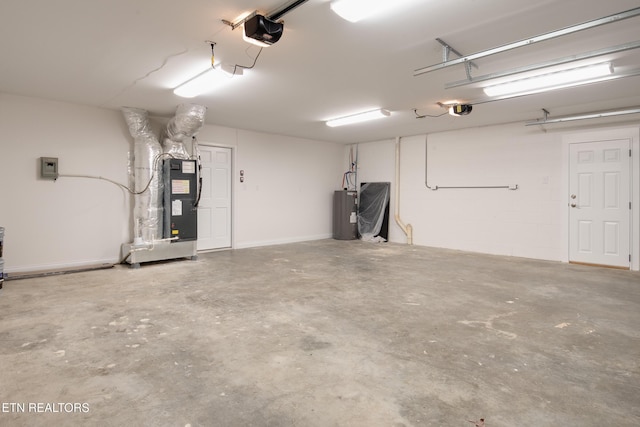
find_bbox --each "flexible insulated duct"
[163,104,207,158]
[122,107,163,244]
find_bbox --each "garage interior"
[1,0,639,426]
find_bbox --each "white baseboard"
[4,235,333,274]
[234,234,332,250]
[5,257,119,276]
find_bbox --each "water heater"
[333,190,357,240]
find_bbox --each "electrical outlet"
[40,157,59,180]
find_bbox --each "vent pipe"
[163,104,207,158]
[394,136,413,245]
[122,107,163,244]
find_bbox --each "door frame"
[195,142,235,251]
[562,126,640,271]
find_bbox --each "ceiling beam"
[525,107,640,125]
[414,7,640,76]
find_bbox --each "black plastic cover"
[244,14,284,45]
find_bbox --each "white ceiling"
[1,0,639,143]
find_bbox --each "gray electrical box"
[40,157,59,180]
[333,190,357,240]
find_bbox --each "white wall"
[0,93,131,273]
[407,126,564,261]
[0,94,344,273]
[196,125,345,249]
[3,92,634,273]
[233,129,344,248]
[354,122,639,266]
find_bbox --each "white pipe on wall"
[394,136,413,245]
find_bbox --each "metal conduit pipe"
[394,136,413,245]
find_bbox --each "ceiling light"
[173,66,242,98]
[326,109,390,127]
[483,62,613,97]
[242,30,271,48]
[330,0,417,22]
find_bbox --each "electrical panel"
[40,157,59,180]
[163,159,198,241]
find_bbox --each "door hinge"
[630,149,632,157]
[630,254,632,262]
[631,201,633,210]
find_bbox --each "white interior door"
[569,139,631,268]
[197,145,232,251]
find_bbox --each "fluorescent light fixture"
[173,65,242,98]
[483,62,613,97]
[330,0,417,22]
[326,109,390,127]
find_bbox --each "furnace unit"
[120,104,205,268]
[163,158,198,241]
[120,158,199,268]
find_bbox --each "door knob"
[570,194,577,199]
[571,203,577,208]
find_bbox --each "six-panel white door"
[569,139,630,268]
[197,145,232,251]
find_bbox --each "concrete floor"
[0,240,639,427]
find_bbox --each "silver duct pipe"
[163,104,207,158]
[121,104,206,247]
[122,107,163,244]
